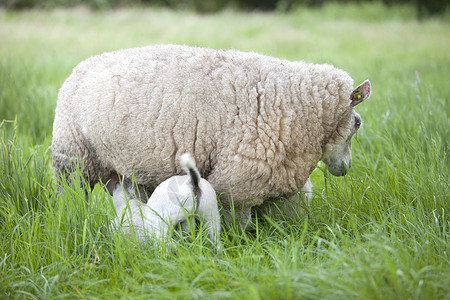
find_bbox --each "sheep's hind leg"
[51,130,104,201]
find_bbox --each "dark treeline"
[1,0,448,18]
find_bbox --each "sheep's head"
[321,80,371,176]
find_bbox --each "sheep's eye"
[354,116,362,129]
[353,113,362,130]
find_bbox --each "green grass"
[1,3,449,299]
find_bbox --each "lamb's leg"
[111,180,128,216]
[299,178,313,203]
[149,220,175,249]
[111,176,152,241]
[196,197,222,252]
[204,210,222,250]
[181,215,196,235]
[207,212,223,252]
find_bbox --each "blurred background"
[1,0,448,18]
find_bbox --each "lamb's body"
[52,44,362,215]
[112,153,221,249]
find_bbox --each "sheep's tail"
[180,153,202,210]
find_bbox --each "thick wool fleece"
[52,44,354,209]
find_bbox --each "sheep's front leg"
[255,178,313,220]
[222,206,252,229]
[280,178,313,218]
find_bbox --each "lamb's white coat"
[52,44,369,221]
[112,153,221,249]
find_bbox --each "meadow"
[0,3,449,299]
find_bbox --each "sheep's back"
[55,44,353,197]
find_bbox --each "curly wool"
[52,44,354,209]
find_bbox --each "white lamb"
[109,153,221,250]
[52,44,371,226]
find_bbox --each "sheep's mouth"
[327,164,349,176]
[323,158,351,176]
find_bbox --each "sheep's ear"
[350,80,371,106]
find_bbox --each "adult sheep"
[52,44,371,225]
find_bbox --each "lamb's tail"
[180,153,202,209]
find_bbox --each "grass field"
[1,3,449,299]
